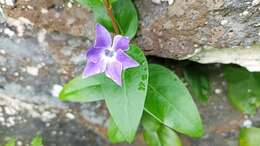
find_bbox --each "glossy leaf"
[108,117,126,143]
[101,44,148,142]
[4,138,16,146]
[142,113,182,146]
[224,65,260,114]
[77,0,113,32]
[145,64,204,137]
[184,64,210,102]
[31,133,44,146]
[239,127,260,146]
[59,75,104,102]
[112,0,138,38]
[77,0,138,38]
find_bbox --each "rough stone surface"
[191,44,260,72]
[137,0,260,71]
[2,0,95,39]
[0,0,260,146]
[136,0,260,58]
[0,13,108,145]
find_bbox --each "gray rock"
[0,15,109,145]
[135,0,260,71]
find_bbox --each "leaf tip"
[58,88,67,101]
[121,130,136,144]
[192,124,205,138]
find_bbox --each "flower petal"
[94,24,112,48]
[116,50,139,69]
[105,61,123,86]
[83,59,106,78]
[87,47,105,63]
[112,35,130,51]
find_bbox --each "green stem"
[103,0,120,34]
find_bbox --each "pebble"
[4,28,15,37]
[51,131,57,135]
[51,84,63,97]
[152,0,174,5]
[46,122,51,127]
[5,107,16,115]
[0,116,4,123]
[41,111,56,122]
[252,0,260,6]
[59,131,63,135]
[0,0,15,6]
[17,141,23,146]
[26,85,32,90]
[167,0,174,5]
[26,66,39,76]
[214,89,222,94]
[152,0,161,4]
[14,72,19,77]
[6,117,16,127]
[20,77,24,81]
[37,29,47,44]
[1,67,7,72]
[0,49,6,55]
[194,44,199,48]
[67,2,73,8]
[6,0,14,6]
[242,11,249,16]
[20,67,26,72]
[243,119,252,128]
[66,112,75,120]
[27,5,33,10]
[41,8,48,14]
[220,19,228,25]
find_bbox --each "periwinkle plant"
[59,0,204,145]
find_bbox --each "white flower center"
[104,49,115,57]
[102,48,116,62]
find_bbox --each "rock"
[152,0,174,5]
[0,0,15,6]
[2,0,95,39]
[191,44,260,72]
[0,14,109,145]
[135,0,260,71]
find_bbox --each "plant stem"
[103,0,120,34]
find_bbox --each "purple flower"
[83,24,139,86]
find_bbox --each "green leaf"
[142,113,182,146]
[77,0,114,32]
[145,64,204,137]
[184,64,210,102]
[101,44,148,142]
[59,75,104,102]
[108,117,126,143]
[76,0,138,38]
[224,65,260,114]
[4,138,16,146]
[112,0,138,38]
[31,133,44,146]
[109,0,117,3]
[239,127,260,146]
